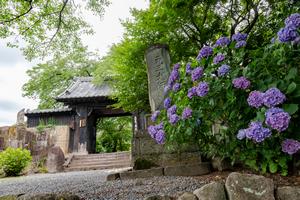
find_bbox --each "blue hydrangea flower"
[172,83,181,92]
[285,13,300,28]
[164,97,171,109]
[182,107,192,119]
[147,125,157,139]
[247,91,264,108]
[213,54,225,64]
[169,114,180,125]
[265,108,290,132]
[167,105,177,116]
[186,62,192,75]
[191,67,204,82]
[232,76,251,89]
[277,25,299,42]
[155,129,165,144]
[167,68,180,88]
[232,33,248,41]
[214,36,230,47]
[196,82,209,97]
[217,64,230,77]
[235,40,247,48]
[151,110,160,122]
[187,86,197,99]
[197,46,213,60]
[245,121,272,143]
[263,87,286,108]
[237,129,247,140]
[282,139,300,155]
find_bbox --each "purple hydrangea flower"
[157,122,164,130]
[282,139,300,155]
[147,125,157,138]
[285,13,300,28]
[247,91,264,108]
[245,121,272,143]
[169,114,180,125]
[232,33,248,41]
[191,67,204,81]
[182,107,192,119]
[196,82,209,97]
[197,46,213,60]
[173,63,180,70]
[167,105,177,116]
[277,25,299,42]
[235,40,247,48]
[187,86,197,99]
[172,83,181,92]
[263,87,286,108]
[213,54,225,64]
[237,129,247,140]
[164,97,171,109]
[217,64,230,77]
[214,36,230,47]
[151,110,160,122]
[232,76,251,89]
[186,62,192,75]
[155,129,165,144]
[265,108,291,132]
[292,37,300,45]
[167,68,180,88]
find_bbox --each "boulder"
[177,192,197,200]
[276,186,300,200]
[225,172,275,200]
[193,182,226,200]
[46,146,65,173]
[144,195,172,200]
[106,173,120,181]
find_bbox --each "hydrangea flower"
[232,32,248,41]
[169,114,180,125]
[196,82,209,97]
[282,139,300,155]
[182,107,192,119]
[173,63,180,70]
[155,129,165,144]
[187,86,197,99]
[167,105,177,116]
[186,62,192,75]
[217,64,230,77]
[167,68,180,88]
[237,129,247,140]
[147,125,157,139]
[197,46,213,59]
[293,37,300,45]
[285,13,300,28]
[277,26,299,42]
[164,97,171,109]
[232,76,251,89]
[265,108,290,132]
[247,91,264,108]
[235,40,247,48]
[214,36,230,47]
[191,67,204,81]
[245,121,272,143]
[151,110,160,122]
[172,83,181,92]
[263,87,286,107]
[213,54,225,64]
[164,85,170,94]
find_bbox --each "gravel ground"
[0,168,206,200]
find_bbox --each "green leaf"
[269,162,278,173]
[285,68,298,80]
[261,162,267,173]
[286,82,297,94]
[283,104,299,115]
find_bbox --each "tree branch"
[0,0,33,24]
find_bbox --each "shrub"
[147,13,300,175]
[0,147,32,176]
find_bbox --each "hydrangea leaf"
[283,104,299,115]
[286,82,297,94]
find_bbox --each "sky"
[0,0,149,126]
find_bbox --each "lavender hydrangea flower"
[173,63,180,70]
[164,97,171,109]
[191,67,204,81]
[196,82,209,97]
[232,76,251,89]
[147,125,157,139]
[245,121,272,143]
[167,105,177,116]
[237,129,247,140]
[285,13,300,28]
[186,62,192,75]
[214,36,230,47]
[232,32,248,41]
[282,139,300,155]
[172,83,181,92]
[151,111,160,122]
[213,54,225,64]
[167,68,180,88]
[235,40,247,48]
[217,64,230,77]
[263,87,286,108]
[169,114,180,125]
[155,129,165,144]
[247,91,264,108]
[265,108,291,132]
[277,26,299,42]
[182,107,192,119]
[187,86,197,99]
[197,46,213,60]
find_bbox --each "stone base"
[164,163,211,176]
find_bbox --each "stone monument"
[145,44,171,112]
[17,108,25,125]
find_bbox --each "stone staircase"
[64,151,131,172]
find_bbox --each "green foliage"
[0,147,32,176]
[36,118,56,133]
[96,116,132,153]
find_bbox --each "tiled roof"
[25,107,73,115]
[56,77,112,101]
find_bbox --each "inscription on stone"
[145,44,171,112]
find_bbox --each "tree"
[0,0,109,60]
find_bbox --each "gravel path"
[0,168,206,200]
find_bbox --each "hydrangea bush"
[148,13,300,175]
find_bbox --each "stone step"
[64,163,131,172]
[72,155,130,161]
[73,152,130,158]
[69,160,131,167]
